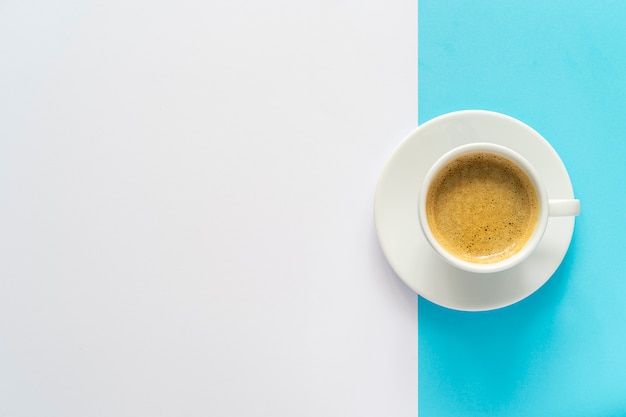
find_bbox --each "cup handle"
[548,199,580,217]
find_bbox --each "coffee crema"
[425,152,539,264]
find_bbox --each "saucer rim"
[374,110,576,311]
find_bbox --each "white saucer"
[374,110,577,311]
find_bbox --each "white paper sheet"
[0,1,417,415]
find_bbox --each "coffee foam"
[426,152,539,264]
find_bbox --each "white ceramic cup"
[418,142,580,274]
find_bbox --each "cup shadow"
[418,233,578,411]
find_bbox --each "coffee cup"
[418,142,580,274]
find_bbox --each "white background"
[0,1,417,415]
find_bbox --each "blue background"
[418,1,626,416]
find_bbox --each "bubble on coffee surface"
[426,152,539,264]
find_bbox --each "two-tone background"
[2,1,625,416]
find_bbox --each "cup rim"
[418,142,549,274]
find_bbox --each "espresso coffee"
[426,152,539,264]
